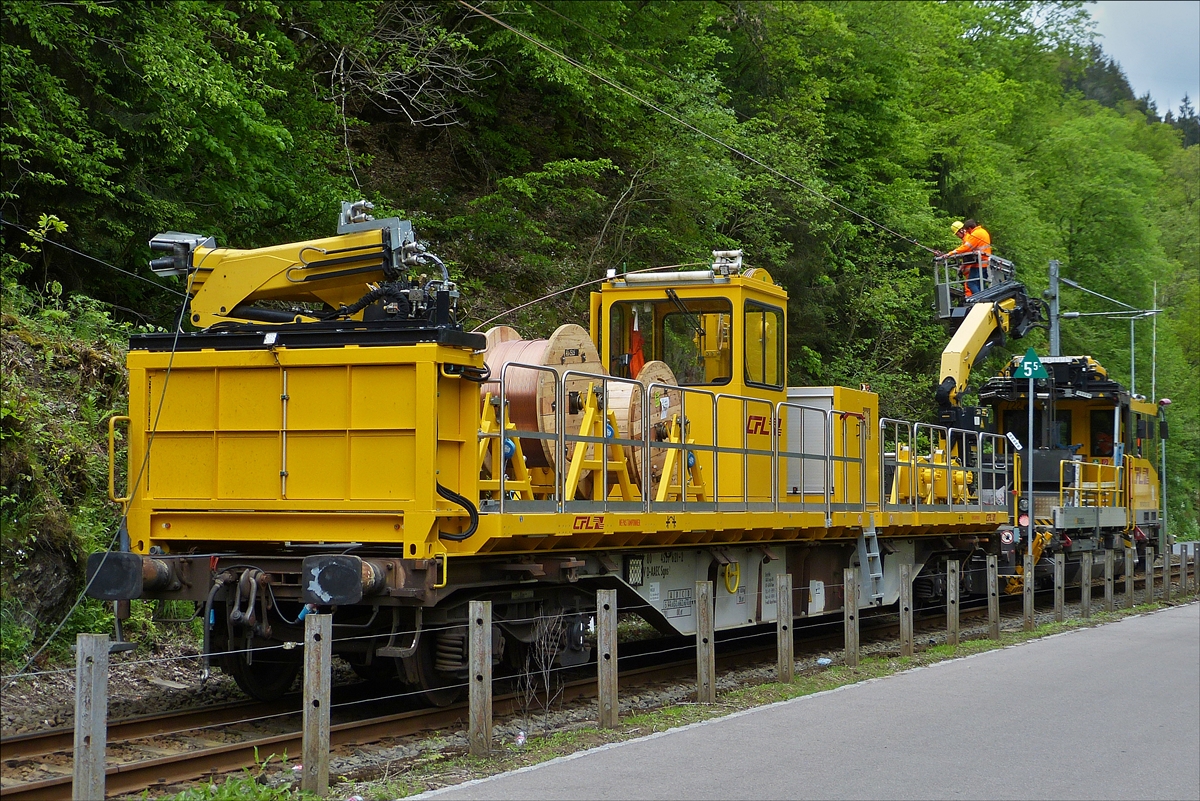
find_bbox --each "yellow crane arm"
[186,228,397,328]
[936,298,1018,409]
[149,204,420,329]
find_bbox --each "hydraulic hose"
[422,251,452,284]
[436,481,479,541]
[200,575,229,682]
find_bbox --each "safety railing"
[882,419,1011,514]
[934,253,1017,317]
[1059,458,1123,510]
[775,402,832,521]
[486,367,1014,521]
[713,392,777,512]
[559,369,648,514]
[880,417,917,511]
[976,432,1012,513]
[829,409,868,511]
[645,382,720,514]
[493,361,563,514]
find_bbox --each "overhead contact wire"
[458,1,937,255]
[4,264,201,686]
[470,261,706,331]
[0,218,188,297]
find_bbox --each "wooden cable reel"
[610,361,683,486]
[481,324,606,469]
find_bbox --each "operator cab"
[980,355,1166,553]
[591,251,787,405]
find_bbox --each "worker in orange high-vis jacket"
[948,219,991,296]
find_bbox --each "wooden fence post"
[596,590,618,728]
[987,555,1000,640]
[301,613,331,796]
[1145,547,1155,604]
[695,581,715,703]
[469,600,493,755]
[1124,546,1135,609]
[1104,549,1115,612]
[900,563,914,656]
[72,633,109,801]
[1185,546,1195,597]
[1080,550,1093,619]
[1163,548,1173,602]
[777,574,794,682]
[1053,553,1064,623]
[946,561,959,647]
[843,568,859,668]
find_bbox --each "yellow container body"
[123,343,481,558]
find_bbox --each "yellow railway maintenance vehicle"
[930,252,1167,599]
[980,356,1166,590]
[85,203,1140,701]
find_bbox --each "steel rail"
[1,566,1174,800]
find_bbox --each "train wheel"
[226,653,300,701]
[415,636,463,708]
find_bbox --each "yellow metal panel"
[286,434,347,499]
[217,434,279,499]
[148,434,214,499]
[287,367,348,430]
[218,369,281,430]
[350,434,416,499]
[149,369,214,431]
[351,365,416,429]
[147,512,405,545]
[437,377,464,439]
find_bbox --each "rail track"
[1,570,1186,800]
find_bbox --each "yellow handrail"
[1058,458,1122,509]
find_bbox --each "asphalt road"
[416,602,1200,801]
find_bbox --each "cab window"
[663,299,732,385]
[608,298,731,385]
[1003,409,1071,449]
[744,301,784,388]
[1090,409,1114,457]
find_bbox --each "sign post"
[1016,349,1049,563]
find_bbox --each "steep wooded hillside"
[2,1,1197,655]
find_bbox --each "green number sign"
[1017,347,1049,380]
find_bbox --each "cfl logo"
[745,415,775,436]
[573,515,605,531]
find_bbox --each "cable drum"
[481,324,606,468]
[626,361,684,485]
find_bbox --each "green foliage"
[158,776,312,801]
[2,0,1197,598]
[1,219,129,659]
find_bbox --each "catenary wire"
[3,264,199,687]
[470,261,706,331]
[458,0,937,255]
[1,218,188,298]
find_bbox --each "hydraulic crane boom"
[933,254,1042,430]
[148,201,458,329]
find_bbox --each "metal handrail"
[879,417,916,511]
[645,382,719,513]
[821,408,864,511]
[495,361,565,513]
[486,372,1014,521]
[1060,458,1122,509]
[713,391,776,509]
[977,431,1011,511]
[774,401,832,521]
[559,368,648,512]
